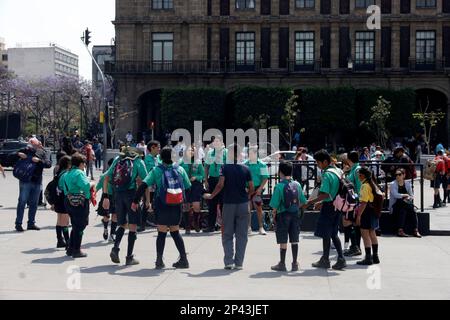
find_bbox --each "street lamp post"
[81,28,110,172]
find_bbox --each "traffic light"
[84,28,91,46]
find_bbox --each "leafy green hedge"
[160,86,417,150]
[232,86,292,128]
[161,87,226,132]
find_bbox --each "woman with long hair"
[355,167,381,265]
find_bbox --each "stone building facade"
[107,0,450,145]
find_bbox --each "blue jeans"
[16,181,41,226]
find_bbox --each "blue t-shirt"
[220,164,252,204]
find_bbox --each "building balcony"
[105,59,450,76]
[105,60,264,74]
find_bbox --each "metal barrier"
[262,161,425,213]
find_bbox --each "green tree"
[413,99,446,154]
[368,96,391,149]
[280,91,300,150]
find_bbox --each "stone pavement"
[0,169,450,300]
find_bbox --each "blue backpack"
[158,164,185,206]
[283,180,301,213]
[13,155,37,182]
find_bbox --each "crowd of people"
[5,133,450,272]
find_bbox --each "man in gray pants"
[205,144,254,270]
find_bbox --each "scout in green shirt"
[179,145,205,234]
[245,146,270,235]
[131,147,192,269]
[102,147,148,267]
[96,157,118,242]
[306,150,347,271]
[144,140,162,173]
[269,161,307,273]
[346,151,362,193]
[62,167,91,199]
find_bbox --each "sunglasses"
[396,173,403,176]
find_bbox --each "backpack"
[158,165,185,206]
[371,185,385,218]
[423,159,437,181]
[45,173,65,207]
[13,156,37,182]
[327,168,359,213]
[112,158,134,189]
[283,180,301,213]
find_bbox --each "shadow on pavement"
[82,241,112,249]
[0,230,21,235]
[31,256,72,264]
[80,264,167,278]
[22,247,58,255]
[183,269,239,278]
[250,269,339,279]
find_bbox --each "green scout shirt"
[347,164,362,193]
[61,168,91,199]
[269,179,307,213]
[96,173,113,195]
[320,166,341,203]
[106,156,148,191]
[205,147,228,178]
[57,170,69,195]
[143,164,192,196]
[144,154,161,173]
[244,159,269,188]
[180,160,205,182]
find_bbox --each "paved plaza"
[0,168,449,300]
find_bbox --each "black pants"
[207,177,223,230]
[65,199,89,252]
[394,200,418,231]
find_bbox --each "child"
[269,161,307,272]
[96,158,117,242]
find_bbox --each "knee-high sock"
[157,232,167,258]
[291,244,299,263]
[127,232,137,257]
[170,231,187,259]
[323,238,331,260]
[114,227,125,249]
[62,226,70,244]
[332,235,344,259]
[56,226,63,241]
[111,221,117,235]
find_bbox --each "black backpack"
[45,172,65,207]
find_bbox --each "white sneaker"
[259,228,267,235]
[248,228,252,235]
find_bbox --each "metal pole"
[81,40,109,172]
[80,95,83,138]
[420,164,424,213]
[53,91,56,152]
[35,96,39,134]
[5,92,10,141]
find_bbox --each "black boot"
[433,195,439,209]
[155,256,165,269]
[357,248,373,265]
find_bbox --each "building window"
[416,0,436,8]
[236,32,255,70]
[152,0,173,9]
[416,31,436,67]
[355,31,375,70]
[236,0,255,9]
[295,32,315,69]
[152,33,173,71]
[2,54,7,61]
[296,0,315,8]
[355,0,374,8]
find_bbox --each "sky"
[0,0,115,80]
